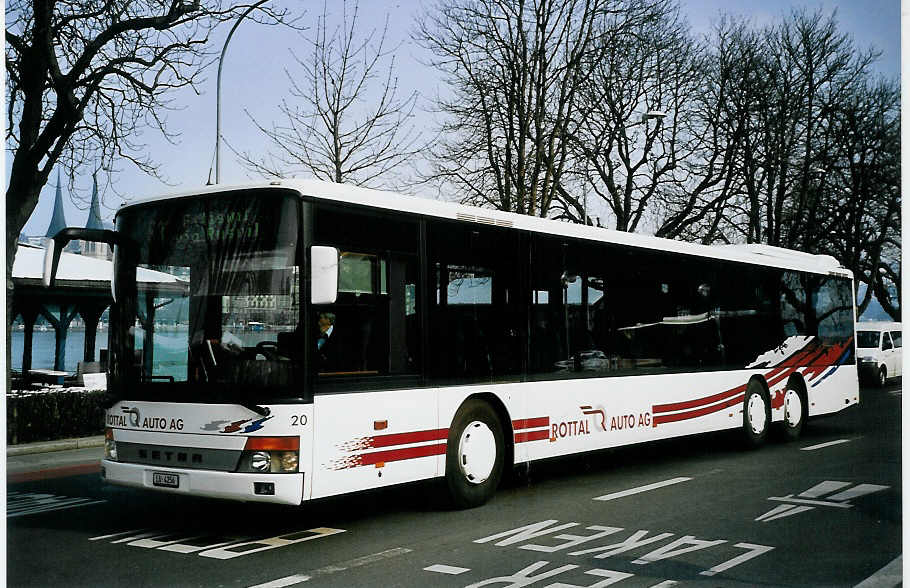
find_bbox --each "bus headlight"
[250,452,271,472]
[278,451,298,473]
[240,437,300,474]
[104,427,118,461]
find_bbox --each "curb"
[7,435,105,457]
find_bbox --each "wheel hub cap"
[748,394,767,435]
[784,389,802,428]
[458,421,496,485]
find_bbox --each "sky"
[14,0,902,236]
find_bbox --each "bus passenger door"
[308,204,432,498]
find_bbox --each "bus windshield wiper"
[240,402,271,417]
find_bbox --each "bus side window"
[312,205,420,382]
[428,221,523,384]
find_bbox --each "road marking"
[593,477,692,501]
[826,484,890,502]
[854,555,902,588]
[756,481,890,522]
[755,505,816,522]
[801,439,850,451]
[247,547,413,588]
[425,564,471,575]
[248,575,312,588]
[7,492,105,518]
[201,528,345,560]
[797,480,851,498]
[89,529,150,541]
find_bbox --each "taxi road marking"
[424,564,471,575]
[248,547,413,588]
[593,477,692,501]
[7,491,105,518]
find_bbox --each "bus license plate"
[152,472,179,488]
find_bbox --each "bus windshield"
[856,331,880,348]
[111,190,303,402]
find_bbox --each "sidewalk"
[7,435,104,457]
[7,437,104,482]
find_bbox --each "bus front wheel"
[877,366,888,388]
[742,381,770,448]
[445,399,504,509]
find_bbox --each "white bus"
[45,180,859,508]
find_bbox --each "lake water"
[10,328,284,376]
[10,329,108,373]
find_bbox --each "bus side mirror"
[42,238,62,287]
[311,246,339,305]
[43,228,131,296]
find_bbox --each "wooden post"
[41,304,80,371]
[79,302,109,363]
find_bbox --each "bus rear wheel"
[742,381,770,448]
[445,399,504,509]
[777,387,805,441]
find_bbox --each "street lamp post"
[215,0,269,184]
[639,110,666,163]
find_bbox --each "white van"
[856,321,902,386]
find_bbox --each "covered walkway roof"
[12,243,186,374]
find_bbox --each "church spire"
[45,169,68,238]
[85,172,105,230]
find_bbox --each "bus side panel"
[435,384,526,471]
[519,371,751,462]
[806,365,859,417]
[310,388,438,500]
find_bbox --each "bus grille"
[115,442,241,472]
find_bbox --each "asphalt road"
[7,381,901,587]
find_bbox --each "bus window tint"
[429,222,523,384]
[603,249,724,374]
[313,206,419,381]
[529,237,609,378]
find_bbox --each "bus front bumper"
[101,459,303,505]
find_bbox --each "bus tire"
[445,399,504,509]
[742,380,770,448]
[777,386,806,441]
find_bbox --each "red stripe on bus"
[370,428,449,448]
[515,429,550,444]
[512,417,549,430]
[766,366,799,389]
[652,384,746,414]
[357,443,447,466]
[653,394,745,426]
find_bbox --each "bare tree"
[674,9,900,319]
[5,0,296,386]
[416,0,614,216]
[237,1,424,188]
[566,1,717,233]
[821,77,901,318]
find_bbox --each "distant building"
[45,170,80,252]
[22,170,115,259]
[79,173,112,260]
